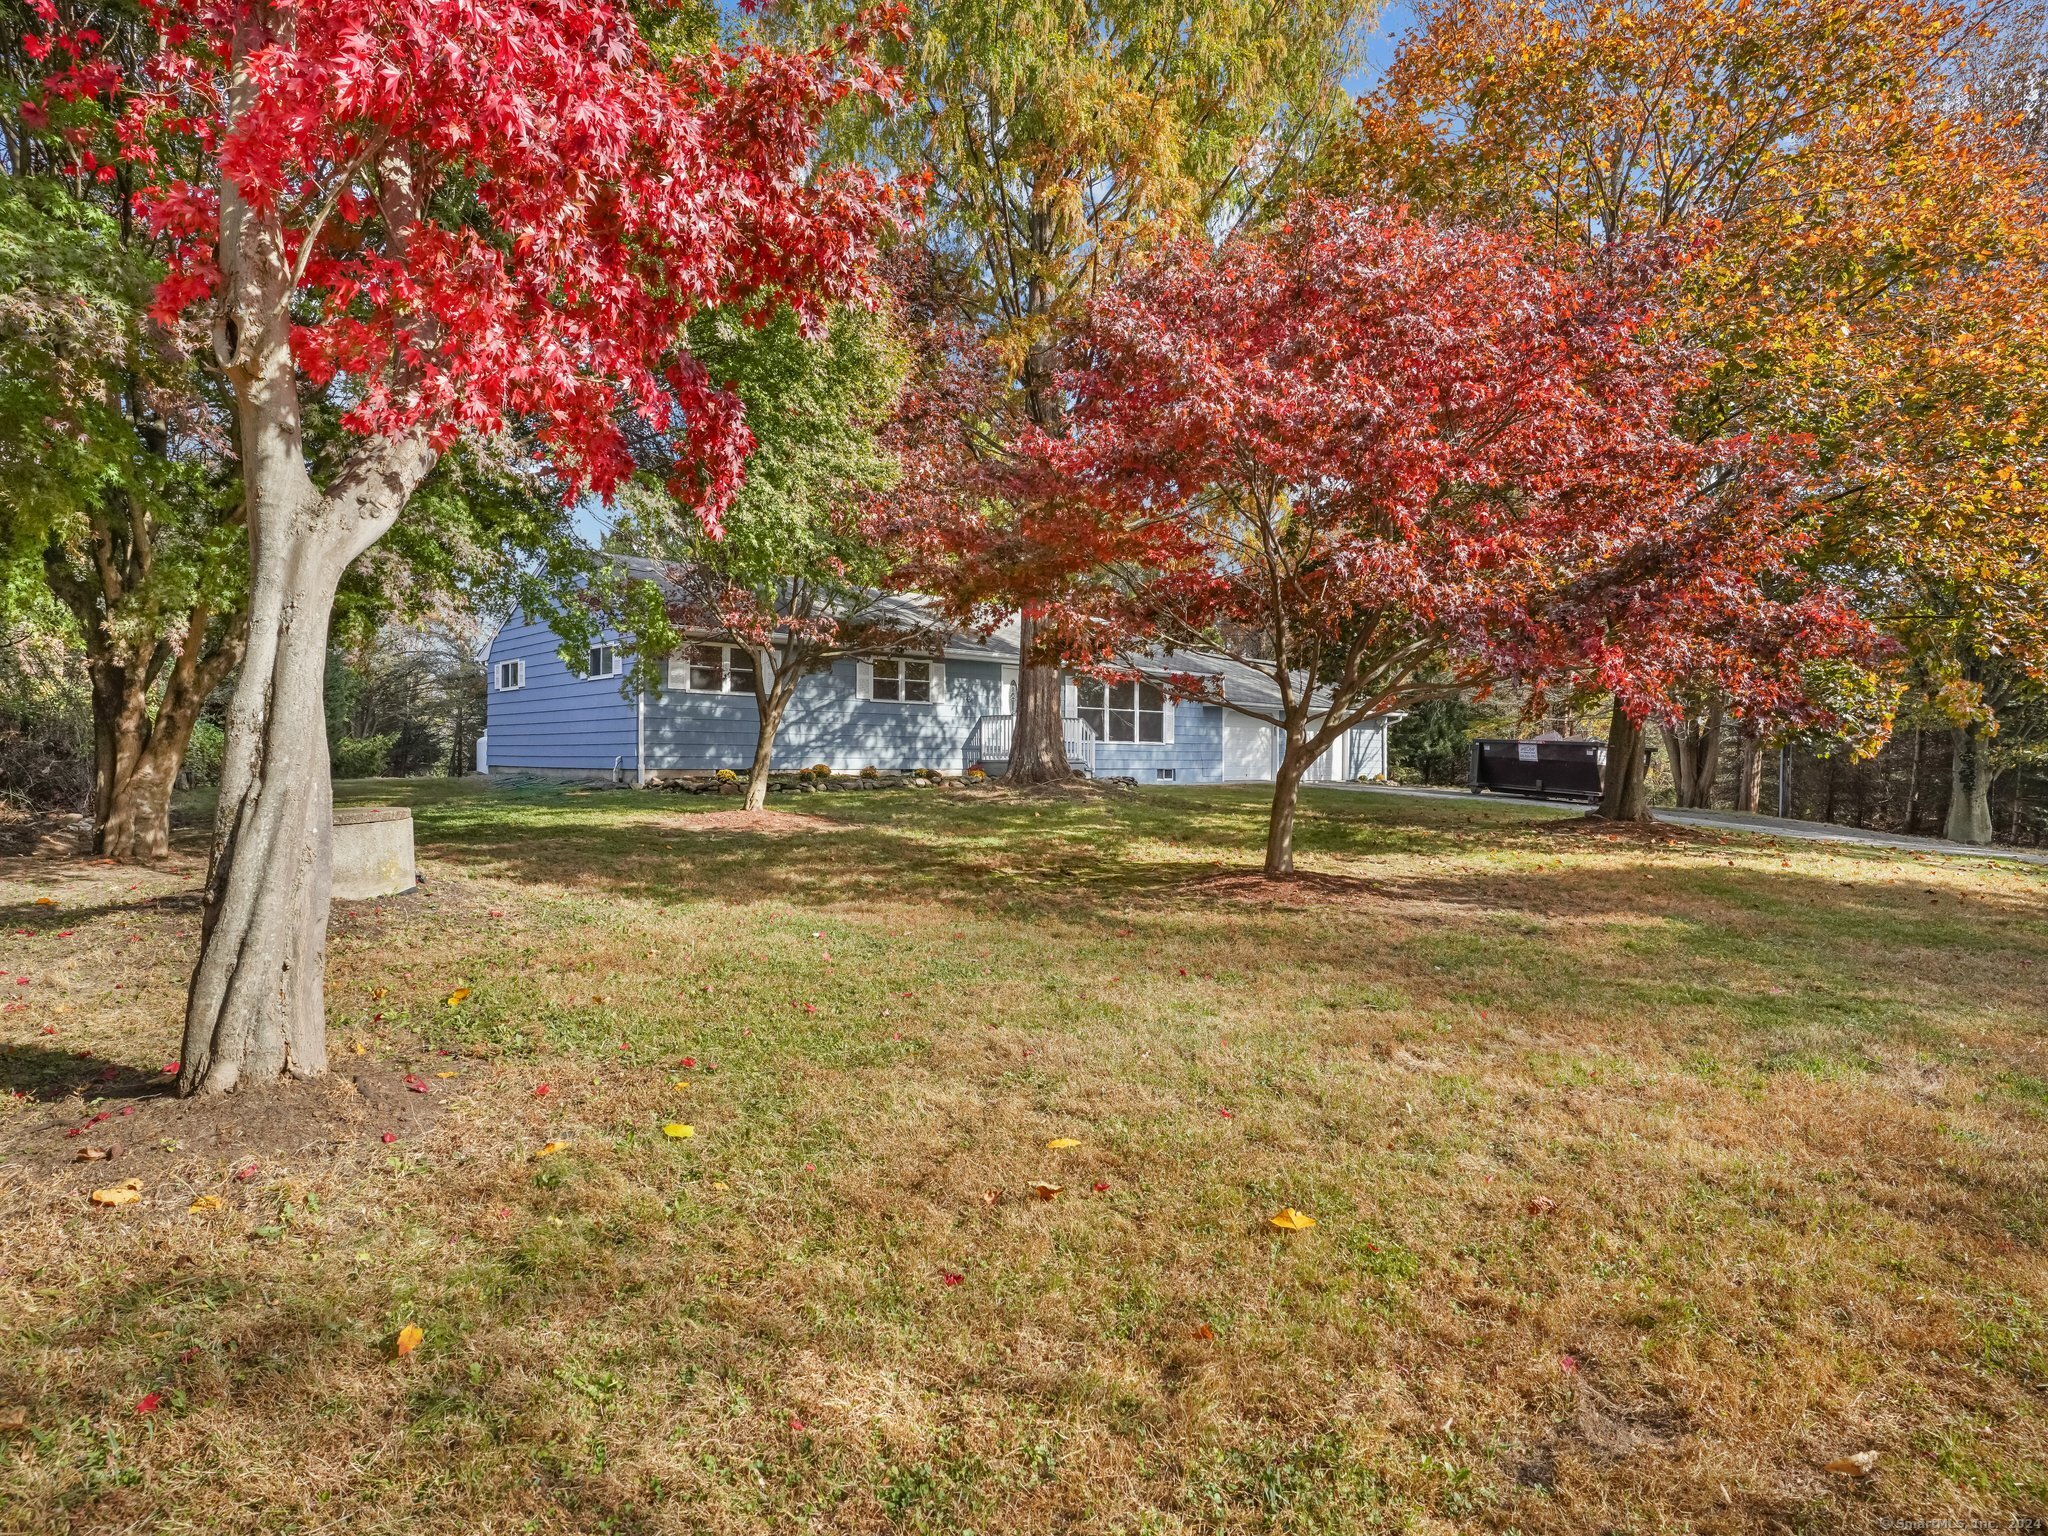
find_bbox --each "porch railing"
[968,714,1095,776]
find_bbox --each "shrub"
[1389,698,1485,786]
[965,767,988,783]
[183,720,226,788]
[810,763,832,778]
[331,732,396,780]
[714,767,740,785]
[859,765,880,779]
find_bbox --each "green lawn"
[2,779,2045,1533]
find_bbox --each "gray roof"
[608,555,1019,664]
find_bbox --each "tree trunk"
[1005,611,1070,785]
[1264,740,1309,877]
[178,107,435,1095]
[1946,722,1994,845]
[1902,725,1924,832]
[1733,728,1764,813]
[1598,702,1651,821]
[1659,704,1723,809]
[744,667,793,814]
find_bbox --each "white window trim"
[586,642,619,680]
[495,659,524,692]
[668,643,758,695]
[1074,677,1171,745]
[861,655,944,706]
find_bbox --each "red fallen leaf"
[119,1106,135,1117]
[1559,1353,1579,1374]
[533,1083,552,1098]
[135,1393,161,1413]
[403,1075,428,1094]
[38,1026,53,1037]
[679,1058,695,1069]
[1093,1182,1111,1193]
[941,1272,963,1286]
[1178,967,1188,976]
[234,1164,258,1181]
[488,909,504,917]
[381,1132,398,1144]
[1218,1109,1234,1119]
[57,930,73,937]
[162,1062,180,1075]
[177,1348,196,1364]
[788,1416,805,1431]
[802,1003,817,1013]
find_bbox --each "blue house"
[481,598,1398,788]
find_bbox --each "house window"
[727,647,757,695]
[586,643,617,679]
[872,657,931,704]
[495,659,524,691]
[675,643,756,694]
[1156,768,1176,781]
[687,644,725,692]
[1075,679,1165,742]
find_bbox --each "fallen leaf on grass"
[33,897,54,907]
[980,1188,1001,1207]
[1092,1182,1111,1193]
[535,1141,570,1158]
[1825,1452,1879,1477]
[90,1178,142,1207]
[1190,1324,1215,1341]
[134,1393,160,1413]
[1526,1195,1556,1216]
[0,1406,26,1434]
[403,1074,428,1094]
[1269,1207,1317,1231]
[662,1123,694,1139]
[444,988,471,1007]
[74,1146,111,1162]
[188,1195,223,1214]
[1045,1137,1080,1149]
[433,1070,458,1079]
[394,1324,423,1358]
[381,1133,397,1144]
[941,1272,964,1286]
[372,987,388,1001]
[671,1079,691,1090]
[1032,1182,1063,1201]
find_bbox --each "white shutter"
[1060,676,1078,718]
[856,659,873,700]
[1001,666,1018,714]
[666,654,685,692]
[1161,693,1175,745]
[928,660,947,702]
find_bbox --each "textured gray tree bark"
[1263,741,1310,876]
[1945,722,1995,844]
[1660,704,1724,809]
[177,66,436,1094]
[1599,703,1652,822]
[1733,729,1764,813]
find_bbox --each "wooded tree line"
[1,0,2042,1097]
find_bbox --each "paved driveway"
[1305,779,2048,869]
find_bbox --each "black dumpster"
[1468,738,1608,803]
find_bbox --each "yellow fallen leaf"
[1045,1137,1081,1149]
[1825,1452,1879,1477]
[90,1178,142,1208]
[671,1079,691,1089]
[710,1180,729,1190]
[1269,1207,1317,1231]
[434,1070,458,1079]
[188,1195,224,1214]
[662,1123,694,1139]
[352,1041,366,1056]
[33,897,55,907]
[395,1324,424,1358]
[445,987,471,1007]
[535,1140,571,1158]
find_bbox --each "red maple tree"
[1012,199,1877,874]
[29,0,902,1091]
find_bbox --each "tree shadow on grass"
[0,1042,172,1104]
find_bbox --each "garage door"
[1222,713,1278,781]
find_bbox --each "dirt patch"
[1537,814,1713,846]
[651,808,851,836]
[0,1061,445,1204]
[1184,869,1391,906]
